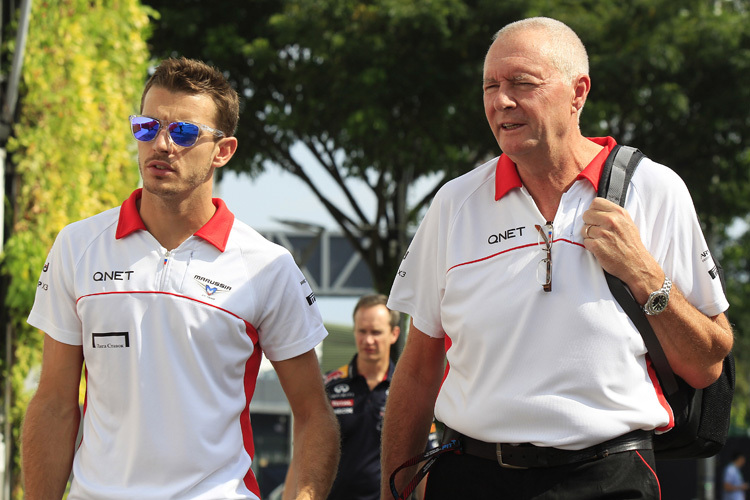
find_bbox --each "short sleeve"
[253,251,328,361]
[387,190,449,338]
[27,225,84,345]
[627,160,729,317]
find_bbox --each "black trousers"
[424,448,660,499]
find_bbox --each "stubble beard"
[138,154,215,200]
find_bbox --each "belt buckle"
[496,444,528,469]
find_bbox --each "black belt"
[443,427,653,469]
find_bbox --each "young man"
[382,17,732,499]
[22,57,339,500]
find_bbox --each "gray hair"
[491,17,589,85]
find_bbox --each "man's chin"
[498,139,535,156]
[142,182,181,199]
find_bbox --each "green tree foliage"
[2,0,152,495]
[144,0,750,427]
[546,0,750,235]
[721,223,750,430]
[144,0,527,292]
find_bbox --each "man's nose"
[494,87,516,110]
[152,126,174,153]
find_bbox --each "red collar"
[115,188,235,252]
[494,137,617,201]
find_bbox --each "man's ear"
[572,73,591,114]
[390,326,401,345]
[212,137,238,169]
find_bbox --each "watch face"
[651,293,668,313]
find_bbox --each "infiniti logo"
[334,384,350,394]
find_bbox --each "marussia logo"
[194,275,231,297]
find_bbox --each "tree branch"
[262,140,371,256]
[300,136,371,224]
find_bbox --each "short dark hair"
[353,294,400,329]
[141,57,240,137]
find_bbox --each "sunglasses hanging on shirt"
[535,222,553,292]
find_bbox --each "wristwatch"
[643,276,672,316]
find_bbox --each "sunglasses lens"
[169,122,200,147]
[130,116,160,142]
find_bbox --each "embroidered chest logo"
[329,382,354,400]
[92,332,130,349]
[487,226,526,245]
[334,383,350,394]
[193,275,232,299]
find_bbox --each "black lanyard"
[389,439,462,499]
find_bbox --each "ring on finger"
[585,225,592,238]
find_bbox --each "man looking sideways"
[382,17,731,499]
[22,57,339,500]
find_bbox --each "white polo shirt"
[28,189,327,500]
[388,137,728,449]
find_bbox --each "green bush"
[3,1,153,496]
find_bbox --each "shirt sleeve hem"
[26,312,83,346]
[263,326,328,362]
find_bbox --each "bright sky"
[218,168,343,232]
[215,145,442,327]
[216,143,376,232]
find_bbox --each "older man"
[382,17,732,499]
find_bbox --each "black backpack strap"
[604,273,682,399]
[598,145,687,412]
[598,145,643,205]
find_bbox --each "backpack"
[598,144,735,460]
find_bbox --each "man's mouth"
[501,123,523,130]
[147,160,174,171]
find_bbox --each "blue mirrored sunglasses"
[129,115,225,148]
